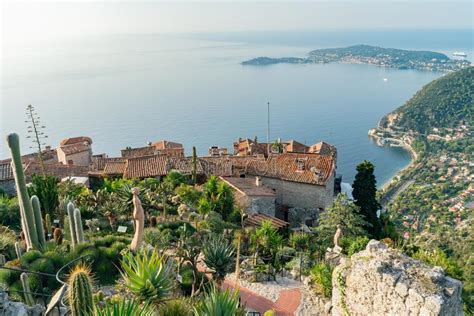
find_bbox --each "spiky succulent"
[202,235,235,285]
[95,299,155,316]
[120,249,174,303]
[194,285,244,316]
[67,264,94,316]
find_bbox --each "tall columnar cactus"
[31,196,46,249]
[73,208,84,244]
[192,146,197,184]
[6,133,39,250]
[67,265,94,316]
[67,202,78,248]
[15,241,23,259]
[20,273,35,306]
[45,213,52,238]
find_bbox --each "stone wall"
[0,180,16,196]
[260,175,334,210]
[331,240,463,316]
[234,192,276,217]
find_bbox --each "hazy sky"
[2,1,473,43]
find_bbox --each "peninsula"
[242,44,471,72]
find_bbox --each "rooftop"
[220,176,276,197]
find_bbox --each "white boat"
[383,78,388,82]
[453,51,467,57]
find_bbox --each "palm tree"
[202,235,235,285]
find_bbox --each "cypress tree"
[352,160,382,238]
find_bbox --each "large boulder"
[332,240,463,315]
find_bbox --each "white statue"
[333,224,343,253]
[130,187,145,251]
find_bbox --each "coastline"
[368,127,417,191]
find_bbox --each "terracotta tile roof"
[23,162,90,179]
[92,157,126,171]
[103,161,127,175]
[121,146,155,158]
[167,157,204,175]
[0,148,57,165]
[220,176,276,197]
[59,143,90,155]
[60,136,92,146]
[244,213,288,229]
[0,163,13,181]
[124,155,168,179]
[245,153,334,186]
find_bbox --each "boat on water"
[453,51,467,57]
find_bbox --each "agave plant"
[158,299,193,316]
[202,235,235,285]
[120,249,174,303]
[194,285,244,316]
[95,299,155,316]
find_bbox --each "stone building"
[220,176,276,217]
[121,140,184,159]
[57,136,93,166]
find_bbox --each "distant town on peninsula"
[242,44,471,72]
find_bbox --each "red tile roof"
[220,176,276,197]
[92,157,126,171]
[121,146,155,158]
[244,213,288,229]
[245,153,334,186]
[124,155,168,179]
[103,161,127,175]
[23,162,90,179]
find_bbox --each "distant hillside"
[393,67,474,133]
[308,44,449,63]
[242,44,470,72]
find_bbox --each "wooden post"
[235,233,241,288]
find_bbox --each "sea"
[1,29,472,186]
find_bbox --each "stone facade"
[287,207,319,229]
[0,180,15,196]
[57,149,92,166]
[236,193,276,217]
[260,175,335,210]
[332,240,463,316]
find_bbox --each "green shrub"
[276,247,296,265]
[310,262,333,298]
[346,236,370,256]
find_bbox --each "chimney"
[45,145,51,151]
[255,176,262,187]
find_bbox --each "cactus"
[20,273,35,306]
[67,265,94,316]
[67,202,78,248]
[192,146,197,184]
[6,133,39,250]
[73,208,84,244]
[45,213,52,238]
[15,241,23,259]
[31,196,46,249]
[0,254,6,266]
[53,228,63,245]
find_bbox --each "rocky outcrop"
[332,240,463,316]
[0,292,44,316]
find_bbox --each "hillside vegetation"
[395,67,474,133]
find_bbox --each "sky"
[1,1,473,43]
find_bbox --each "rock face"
[332,240,463,316]
[0,292,44,316]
